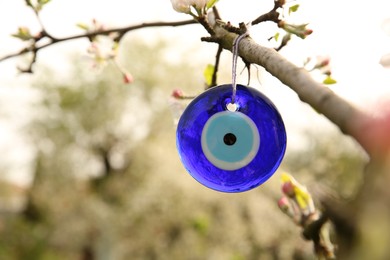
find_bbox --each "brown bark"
[213,25,390,258]
[214,26,372,156]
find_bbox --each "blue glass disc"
[176,84,287,193]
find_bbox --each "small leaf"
[76,23,90,31]
[289,4,300,14]
[203,64,215,86]
[38,0,51,4]
[206,0,219,9]
[35,0,51,11]
[12,27,33,41]
[323,76,337,85]
[274,32,280,42]
[25,0,33,7]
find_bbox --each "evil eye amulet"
[176,84,287,193]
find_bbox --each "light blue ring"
[201,111,260,170]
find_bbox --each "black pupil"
[223,133,237,146]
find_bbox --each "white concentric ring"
[201,111,260,170]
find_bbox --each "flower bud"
[280,23,312,39]
[278,196,295,219]
[170,0,216,14]
[172,89,184,99]
[304,29,313,37]
[319,58,330,68]
[170,0,191,13]
[282,181,295,197]
[191,0,207,10]
[278,196,290,210]
[123,73,134,84]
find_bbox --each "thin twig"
[212,6,222,21]
[275,33,292,51]
[17,49,37,73]
[34,9,56,41]
[302,213,335,259]
[0,19,197,63]
[196,15,215,35]
[207,45,223,89]
[251,0,282,25]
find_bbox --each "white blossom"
[170,0,191,13]
[189,0,207,10]
[170,0,215,14]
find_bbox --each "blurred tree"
[0,38,368,260]
[0,39,202,259]
[283,131,366,199]
[1,0,390,259]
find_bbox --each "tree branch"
[0,19,197,64]
[212,26,373,155]
[1,8,376,157]
[251,0,282,25]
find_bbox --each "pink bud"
[172,89,184,99]
[305,29,313,36]
[320,59,330,67]
[123,73,134,84]
[278,196,290,210]
[278,197,296,219]
[282,181,295,197]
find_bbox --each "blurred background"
[0,0,388,259]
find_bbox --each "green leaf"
[289,4,300,14]
[323,76,337,85]
[274,32,280,42]
[206,0,219,9]
[25,0,33,7]
[11,27,33,41]
[281,23,311,39]
[76,23,90,31]
[36,0,51,11]
[203,64,215,86]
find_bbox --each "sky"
[0,0,390,184]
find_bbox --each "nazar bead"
[176,84,287,193]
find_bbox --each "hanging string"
[231,29,250,104]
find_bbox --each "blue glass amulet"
[176,84,287,193]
